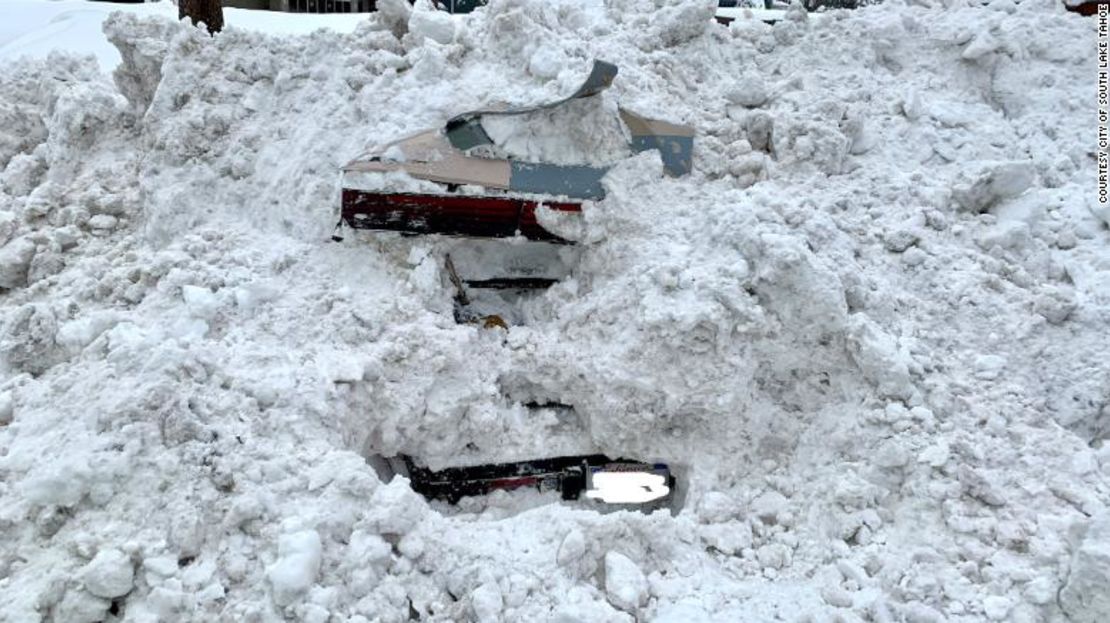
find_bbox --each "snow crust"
[0,0,1106,621]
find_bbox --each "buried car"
[374,454,676,511]
[337,60,694,245]
[336,60,695,325]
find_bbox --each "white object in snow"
[585,470,671,504]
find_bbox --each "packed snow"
[0,0,1107,622]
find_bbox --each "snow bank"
[0,0,367,70]
[0,0,1105,621]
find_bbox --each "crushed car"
[336,60,694,325]
[337,60,693,245]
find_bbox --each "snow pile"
[0,0,1106,621]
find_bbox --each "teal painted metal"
[444,61,619,152]
[508,162,608,200]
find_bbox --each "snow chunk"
[81,548,134,599]
[2,303,61,375]
[364,479,428,536]
[87,214,118,232]
[751,490,788,523]
[182,285,220,320]
[1091,199,1110,229]
[471,582,504,623]
[958,465,1006,507]
[701,521,753,554]
[57,312,121,353]
[1061,513,1110,623]
[234,280,280,313]
[267,530,323,607]
[653,600,712,622]
[649,0,715,48]
[982,595,1012,620]
[976,220,1030,252]
[772,117,849,175]
[962,32,999,61]
[557,529,587,566]
[698,491,739,523]
[22,456,91,507]
[0,391,12,426]
[821,585,854,608]
[974,354,1006,381]
[725,75,768,108]
[873,440,910,468]
[1,152,45,196]
[528,47,567,80]
[0,236,36,289]
[952,161,1034,213]
[407,3,456,46]
[604,552,647,612]
[918,441,950,467]
[1035,286,1077,325]
[143,555,179,579]
[55,588,110,623]
[845,314,915,400]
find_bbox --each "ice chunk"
[267,530,323,607]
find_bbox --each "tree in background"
[179,0,224,35]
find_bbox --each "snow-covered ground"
[0,0,1107,621]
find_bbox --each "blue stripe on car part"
[509,161,609,200]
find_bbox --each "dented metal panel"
[508,162,608,199]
